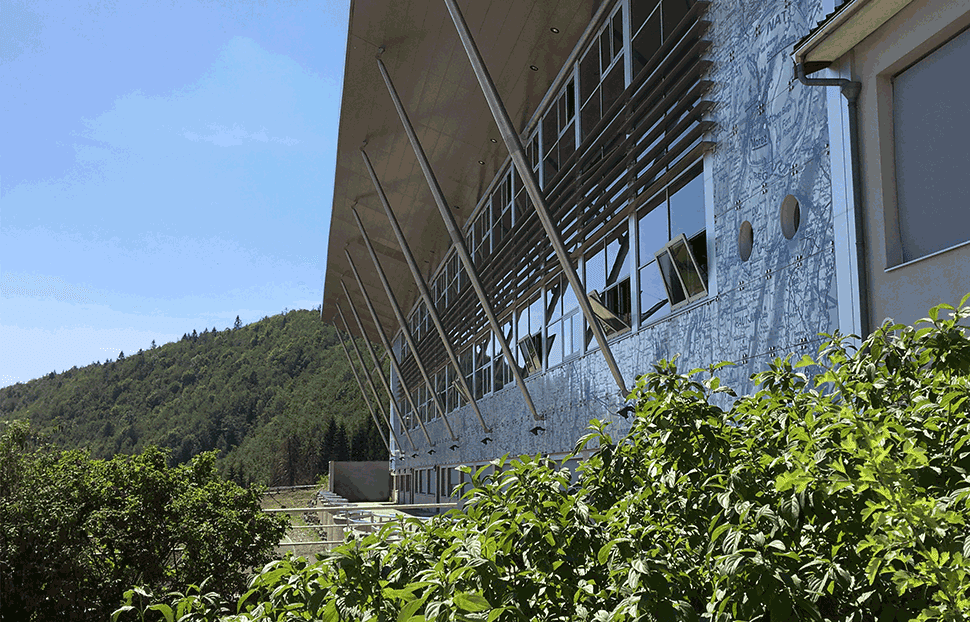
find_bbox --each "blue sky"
[1,0,350,387]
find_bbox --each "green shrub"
[0,427,288,622]
[133,297,970,621]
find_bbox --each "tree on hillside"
[0,421,288,622]
[234,315,242,330]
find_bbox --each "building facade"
[322,0,968,504]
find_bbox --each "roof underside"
[323,0,601,342]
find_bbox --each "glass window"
[434,368,448,416]
[637,163,706,321]
[493,319,515,391]
[585,228,632,346]
[458,348,475,404]
[631,0,661,76]
[542,80,577,187]
[472,206,491,264]
[516,293,544,375]
[580,6,626,143]
[545,275,582,367]
[473,335,492,399]
[893,26,970,263]
[492,169,514,247]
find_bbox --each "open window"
[655,233,707,309]
[585,227,632,346]
[516,293,544,376]
[493,319,514,391]
[637,163,706,321]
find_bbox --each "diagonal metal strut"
[351,207,458,441]
[342,263,434,447]
[335,303,417,453]
[331,324,391,453]
[360,147,491,433]
[442,0,628,396]
[377,57,543,421]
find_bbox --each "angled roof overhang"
[792,0,915,73]
[322,0,601,343]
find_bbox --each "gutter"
[795,62,870,337]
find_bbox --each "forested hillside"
[0,309,388,486]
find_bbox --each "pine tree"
[234,316,242,330]
[118,351,125,361]
[151,340,157,349]
[333,422,350,462]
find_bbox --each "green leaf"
[147,604,174,622]
[487,607,508,622]
[398,598,424,622]
[598,540,617,564]
[454,592,491,612]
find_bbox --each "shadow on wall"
[329,461,391,502]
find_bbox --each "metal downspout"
[796,63,870,337]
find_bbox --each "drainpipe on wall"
[795,63,870,338]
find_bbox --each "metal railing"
[266,493,458,555]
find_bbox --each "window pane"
[568,313,583,358]
[581,90,601,142]
[580,46,599,105]
[602,59,625,115]
[668,169,705,238]
[669,237,705,297]
[662,0,691,39]
[547,320,563,367]
[611,11,623,62]
[638,200,669,265]
[547,279,564,322]
[657,249,686,305]
[632,8,661,76]
[586,245,607,297]
[607,231,630,284]
[561,279,579,314]
[893,26,970,262]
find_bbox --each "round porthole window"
[739,220,753,262]
[781,194,800,239]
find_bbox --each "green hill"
[0,309,388,486]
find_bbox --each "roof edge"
[792,0,915,69]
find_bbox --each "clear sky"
[1,0,350,388]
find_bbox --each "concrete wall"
[329,461,391,502]
[850,0,970,329]
[391,0,841,476]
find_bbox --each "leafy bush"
[0,426,288,622]
[132,298,970,621]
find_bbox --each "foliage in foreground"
[0,428,289,622]
[132,299,970,621]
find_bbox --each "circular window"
[780,194,800,239]
[739,220,753,262]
